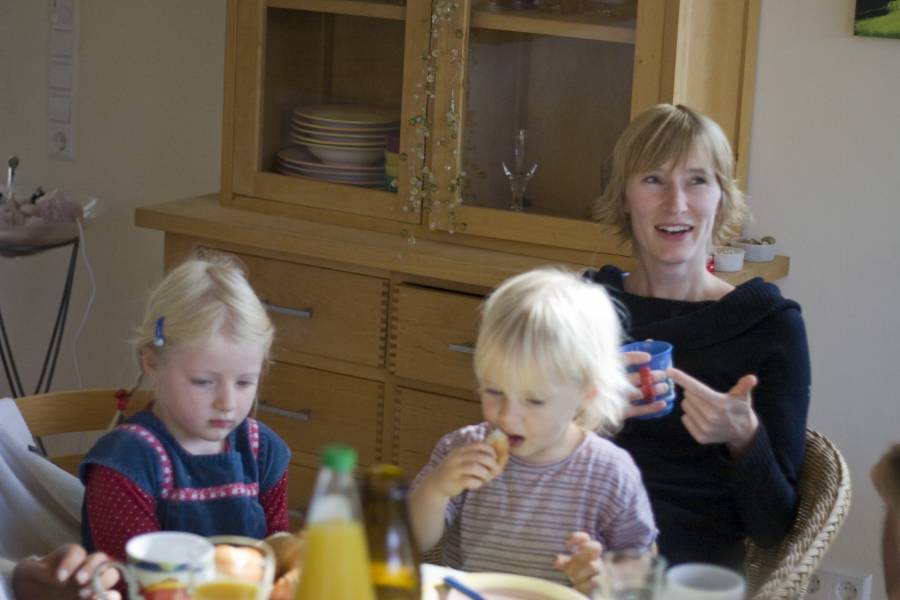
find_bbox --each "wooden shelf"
[136,195,790,286]
[717,255,790,285]
[471,8,636,43]
[268,0,405,21]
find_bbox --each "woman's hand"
[554,532,603,596]
[668,368,759,457]
[623,351,670,419]
[11,544,121,600]
[424,442,501,499]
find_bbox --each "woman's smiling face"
[625,146,722,270]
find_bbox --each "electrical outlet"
[806,566,872,600]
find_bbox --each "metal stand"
[0,237,79,398]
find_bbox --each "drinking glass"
[502,129,538,211]
[593,550,666,600]
[197,535,276,600]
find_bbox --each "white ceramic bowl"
[304,144,385,165]
[714,246,745,272]
[733,240,776,262]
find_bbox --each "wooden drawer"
[392,387,483,478]
[287,462,316,531]
[390,285,482,390]
[239,252,389,367]
[258,362,384,465]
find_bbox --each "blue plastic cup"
[621,340,675,419]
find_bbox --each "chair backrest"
[744,429,852,599]
[14,388,150,476]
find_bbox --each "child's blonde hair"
[112,252,274,425]
[474,268,631,436]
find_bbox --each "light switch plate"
[48,0,77,160]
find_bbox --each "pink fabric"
[85,465,158,561]
[261,472,288,535]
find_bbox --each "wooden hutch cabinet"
[137,0,783,527]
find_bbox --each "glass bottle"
[361,464,422,600]
[294,445,375,600]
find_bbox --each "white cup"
[92,531,215,599]
[665,563,746,600]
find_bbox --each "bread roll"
[486,429,510,470]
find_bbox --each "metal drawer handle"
[287,509,306,520]
[257,403,312,422]
[263,301,313,320]
[448,342,475,355]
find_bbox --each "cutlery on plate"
[440,575,486,600]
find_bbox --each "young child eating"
[409,268,656,592]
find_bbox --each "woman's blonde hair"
[473,268,631,436]
[593,103,750,247]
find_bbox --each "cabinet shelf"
[471,9,636,43]
[268,0,405,21]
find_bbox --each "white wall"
[747,2,900,598]
[1,0,898,596]
[0,2,225,394]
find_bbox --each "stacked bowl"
[276,104,400,189]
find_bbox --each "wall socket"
[806,566,872,600]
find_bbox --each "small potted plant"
[713,245,745,272]
[733,235,777,262]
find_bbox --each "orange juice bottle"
[293,445,375,600]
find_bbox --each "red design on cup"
[639,365,655,403]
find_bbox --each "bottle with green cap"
[294,445,375,600]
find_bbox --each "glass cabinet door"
[428,0,644,253]
[229,0,429,223]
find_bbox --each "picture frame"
[854,0,900,39]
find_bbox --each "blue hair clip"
[153,317,165,347]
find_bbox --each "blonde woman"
[590,104,810,568]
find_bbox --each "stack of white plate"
[276,146,386,188]
[277,104,400,187]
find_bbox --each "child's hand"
[553,531,603,596]
[425,442,501,498]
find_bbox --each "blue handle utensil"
[442,575,486,600]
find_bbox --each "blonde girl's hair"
[593,103,750,247]
[111,252,274,426]
[473,268,631,436]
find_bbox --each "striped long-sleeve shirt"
[413,422,657,586]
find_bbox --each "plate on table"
[422,572,586,600]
